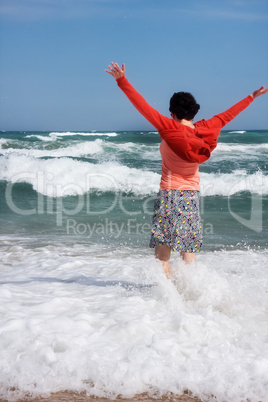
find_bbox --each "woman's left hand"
[105,62,125,79]
[251,85,268,99]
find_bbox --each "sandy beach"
[16,391,203,401]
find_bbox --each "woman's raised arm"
[105,62,171,130]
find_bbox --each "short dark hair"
[169,92,200,121]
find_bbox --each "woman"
[105,62,267,278]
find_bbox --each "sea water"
[0,130,267,401]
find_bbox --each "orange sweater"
[159,140,200,190]
[116,76,253,190]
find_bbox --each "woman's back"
[160,140,200,191]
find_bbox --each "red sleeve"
[116,76,172,130]
[199,95,254,129]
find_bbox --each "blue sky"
[0,0,268,131]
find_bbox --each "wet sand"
[15,391,203,402]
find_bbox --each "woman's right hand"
[105,62,125,80]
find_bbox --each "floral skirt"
[149,190,202,253]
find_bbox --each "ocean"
[0,130,267,401]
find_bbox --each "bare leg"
[155,245,171,278]
[181,252,196,264]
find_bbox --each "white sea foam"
[24,132,117,142]
[227,130,246,134]
[2,136,266,166]
[1,154,267,196]
[49,131,118,137]
[25,134,58,142]
[0,139,160,160]
[0,155,160,196]
[200,170,268,196]
[105,141,161,160]
[215,142,268,154]
[0,139,103,158]
[0,242,267,401]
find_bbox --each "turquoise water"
[0,129,267,250]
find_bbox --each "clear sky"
[0,0,268,131]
